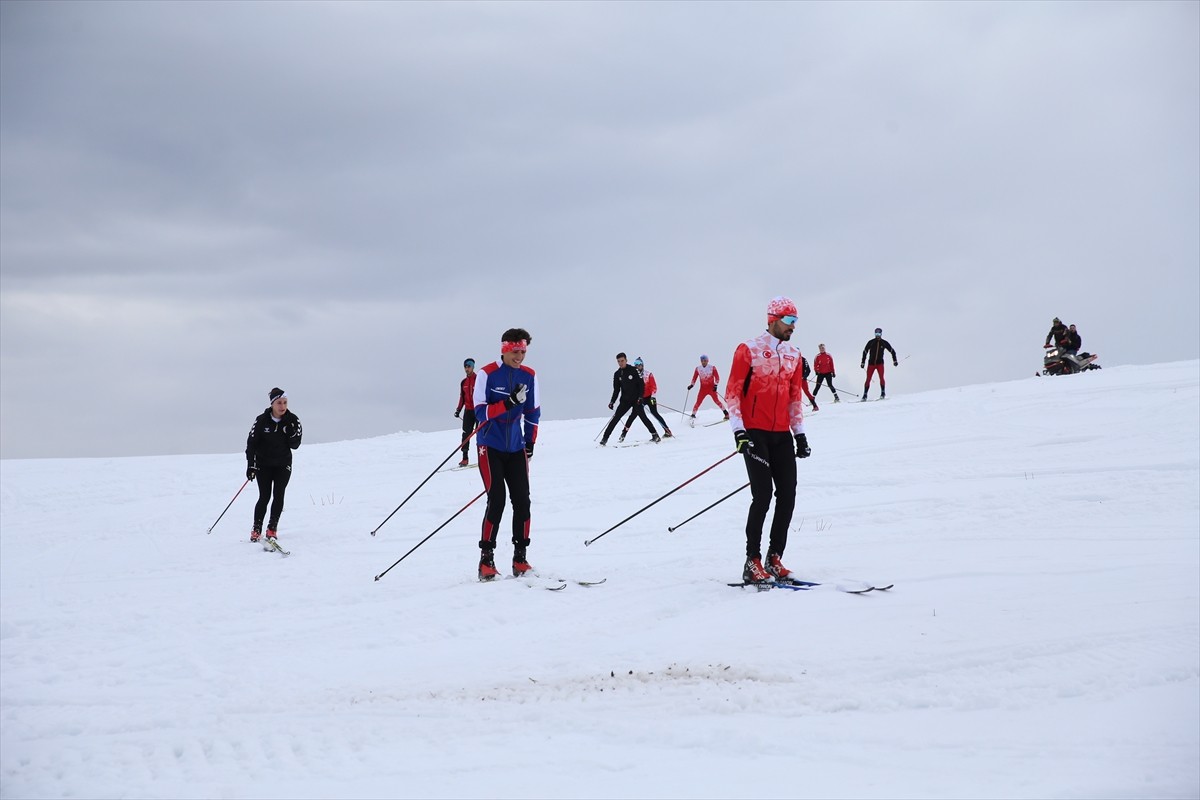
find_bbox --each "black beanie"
[269,387,285,402]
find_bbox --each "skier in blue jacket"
[472,327,541,580]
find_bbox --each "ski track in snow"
[1,362,1198,799]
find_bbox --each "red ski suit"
[690,364,726,414]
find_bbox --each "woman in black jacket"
[245,387,302,543]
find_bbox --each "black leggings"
[813,374,838,397]
[478,446,531,550]
[625,397,670,431]
[604,398,656,441]
[254,464,292,530]
[741,430,797,558]
[460,410,477,460]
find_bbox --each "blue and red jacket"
[472,360,540,452]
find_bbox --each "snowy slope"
[2,362,1198,800]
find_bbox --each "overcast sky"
[2,0,1197,460]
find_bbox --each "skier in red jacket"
[812,344,840,403]
[725,296,810,584]
[622,357,674,439]
[687,355,728,426]
[453,358,478,467]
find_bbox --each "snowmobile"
[1041,344,1101,376]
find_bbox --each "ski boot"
[689,414,697,428]
[479,549,499,581]
[765,553,792,580]
[512,545,533,577]
[250,527,262,543]
[742,556,772,584]
[618,427,629,443]
[651,433,661,443]
[458,458,469,467]
[663,428,673,438]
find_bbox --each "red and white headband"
[501,339,528,354]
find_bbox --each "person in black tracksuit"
[860,328,898,400]
[245,387,303,542]
[600,352,659,446]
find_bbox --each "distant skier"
[453,358,477,467]
[687,354,728,426]
[799,354,818,411]
[860,327,898,401]
[812,344,840,403]
[601,352,659,446]
[726,296,809,584]
[622,357,673,439]
[245,387,303,544]
[473,328,540,580]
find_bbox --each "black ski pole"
[375,490,486,581]
[657,403,686,415]
[370,423,482,536]
[667,482,749,532]
[207,478,251,534]
[679,388,692,425]
[584,451,739,546]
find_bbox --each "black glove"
[811,402,819,412]
[608,402,614,410]
[734,430,750,453]
[831,372,836,379]
[525,442,535,459]
[795,433,811,459]
[893,361,899,367]
[504,383,527,410]
[246,465,256,481]
[687,384,694,390]
[713,385,719,394]
[860,363,865,369]
[454,409,461,418]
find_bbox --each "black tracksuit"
[602,365,656,442]
[246,408,302,531]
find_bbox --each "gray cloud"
[2,1,1197,458]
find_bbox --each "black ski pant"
[813,374,839,398]
[460,409,477,460]
[623,398,669,434]
[603,397,655,442]
[253,463,292,531]
[741,430,797,559]
[478,445,531,552]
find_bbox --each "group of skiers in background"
[241,304,904,585]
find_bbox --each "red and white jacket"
[814,352,835,376]
[725,331,806,434]
[642,372,658,399]
[691,364,720,388]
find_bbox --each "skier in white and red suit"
[687,355,728,423]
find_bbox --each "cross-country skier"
[622,357,673,440]
[812,344,840,403]
[860,327,898,401]
[687,354,728,426]
[245,387,303,544]
[473,329,540,580]
[601,352,659,446]
[453,358,477,467]
[725,296,809,584]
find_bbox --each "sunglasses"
[779,315,797,325]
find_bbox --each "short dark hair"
[616,352,627,360]
[501,328,532,345]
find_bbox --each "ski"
[263,538,290,556]
[479,574,567,591]
[727,578,890,594]
[703,419,728,427]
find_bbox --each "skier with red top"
[453,358,477,467]
[622,357,673,440]
[473,328,540,580]
[687,354,728,426]
[812,344,840,403]
[725,296,810,584]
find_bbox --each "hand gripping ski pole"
[584,451,739,546]
[207,479,251,534]
[667,482,749,532]
[374,490,486,581]
[369,423,482,537]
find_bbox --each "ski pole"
[656,403,685,415]
[375,490,486,581]
[680,387,692,425]
[207,478,251,534]
[667,482,749,532]
[585,451,740,546]
[369,423,482,537]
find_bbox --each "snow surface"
[2,362,1198,800]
